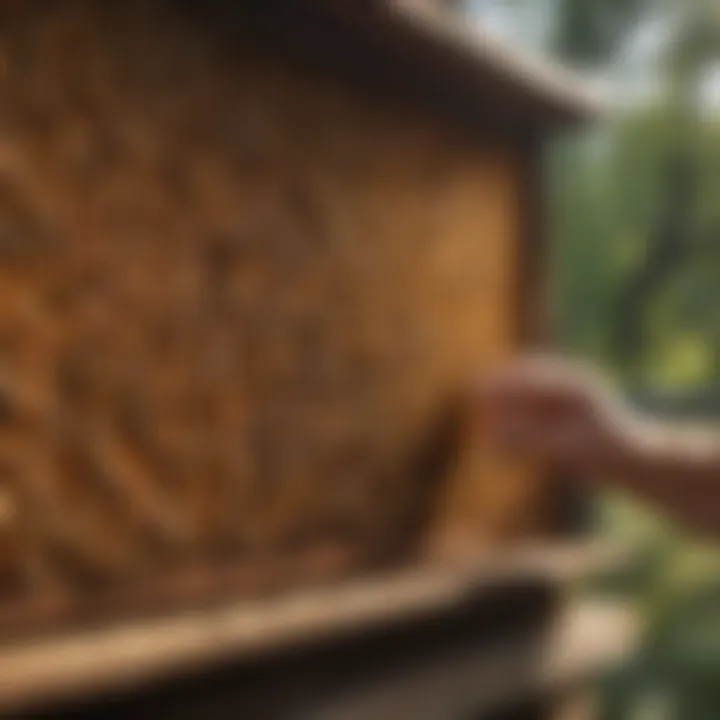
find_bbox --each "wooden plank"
[0,542,626,714]
[388,0,604,122]
[303,600,638,720]
[303,0,603,127]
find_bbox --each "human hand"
[472,356,629,474]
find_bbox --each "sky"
[468,0,720,110]
[466,0,552,51]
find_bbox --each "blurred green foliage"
[587,496,720,719]
[471,2,720,715]
[552,0,654,65]
[549,0,720,385]
[550,102,720,388]
[493,1,720,717]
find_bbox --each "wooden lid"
[301,0,606,131]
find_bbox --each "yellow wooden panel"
[421,151,546,559]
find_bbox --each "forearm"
[479,355,720,536]
[605,415,720,536]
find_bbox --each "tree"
[552,0,655,66]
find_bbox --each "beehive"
[0,0,597,634]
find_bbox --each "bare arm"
[606,416,720,535]
[478,357,720,537]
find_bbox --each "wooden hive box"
[0,0,601,645]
